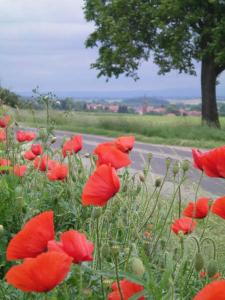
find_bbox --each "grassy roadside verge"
[13,109,225,148]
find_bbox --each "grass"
[1,110,225,299]
[13,108,225,148]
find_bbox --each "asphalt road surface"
[50,129,225,197]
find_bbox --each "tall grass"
[13,109,225,148]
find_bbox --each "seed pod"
[194,253,204,272]
[182,160,190,173]
[139,174,145,182]
[131,257,145,276]
[50,136,57,144]
[165,157,172,169]
[147,153,153,162]
[172,162,179,176]
[111,245,120,256]
[155,178,162,187]
[102,244,111,257]
[207,260,218,278]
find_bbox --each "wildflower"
[192,146,225,178]
[0,129,6,142]
[192,149,204,171]
[171,217,196,235]
[34,155,57,172]
[211,196,225,220]
[5,251,72,292]
[13,165,27,177]
[48,230,94,263]
[182,197,210,219]
[199,271,221,280]
[193,279,225,300]
[62,135,82,157]
[115,135,135,153]
[108,279,145,300]
[0,158,11,174]
[6,211,54,260]
[82,164,120,206]
[31,144,43,156]
[16,130,36,142]
[47,163,68,181]
[24,150,36,161]
[94,142,131,169]
[0,115,11,128]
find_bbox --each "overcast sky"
[0,0,224,96]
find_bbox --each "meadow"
[1,106,225,299]
[13,108,225,149]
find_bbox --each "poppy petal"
[82,164,120,206]
[193,279,225,300]
[6,251,72,292]
[6,211,54,260]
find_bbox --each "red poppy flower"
[0,129,6,142]
[5,251,72,292]
[94,143,131,169]
[6,211,54,260]
[192,146,225,178]
[62,135,83,157]
[0,115,11,128]
[16,130,36,142]
[34,155,57,172]
[182,197,210,219]
[171,217,196,235]
[115,136,135,153]
[13,165,27,177]
[48,230,94,263]
[199,271,221,280]
[82,164,120,206]
[47,163,68,181]
[0,158,11,174]
[192,149,204,171]
[108,279,145,300]
[31,144,43,156]
[24,150,36,161]
[211,196,225,220]
[193,279,225,300]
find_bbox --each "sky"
[0,0,224,97]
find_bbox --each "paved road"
[24,127,225,197]
[51,129,225,197]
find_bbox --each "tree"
[0,87,20,108]
[84,0,225,128]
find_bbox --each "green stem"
[113,255,124,300]
[96,218,104,299]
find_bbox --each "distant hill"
[122,97,168,107]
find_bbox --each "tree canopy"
[84,0,225,127]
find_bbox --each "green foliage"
[0,87,20,108]
[14,109,225,148]
[84,0,225,78]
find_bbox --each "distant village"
[85,101,201,116]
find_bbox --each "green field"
[14,109,225,148]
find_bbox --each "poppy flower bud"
[111,245,120,256]
[173,162,179,176]
[139,174,145,182]
[0,224,4,236]
[207,260,218,278]
[16,196,24,209]
[51,136,57,144]
[194,253,204,272]
[131,257,145,276]
[91,208,102,219]
[155,178,162,187]
[102,244,111,257]
[160,239,166,248]
[182,160,190,173]
[165,157,171,169]
[147,153,153,162]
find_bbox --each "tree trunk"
[201,56,220,128]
